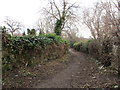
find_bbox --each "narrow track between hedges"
[33,49,118,88]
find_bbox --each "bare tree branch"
[4,17,24,36]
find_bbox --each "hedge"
[2,33,69,72]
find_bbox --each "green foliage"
[45,33,69,45]
[3,33,68,53]
[73,42,81,51]
[30,29,36,35]
[73,38,115,67]
[73,39,93,53]
[2,33,68,72]
[69,41,76,48]
[27,29,31,35]
[22,31,26,36]
[27,28,36,36]
[54,19,62,36]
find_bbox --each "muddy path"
[33,49,118,88]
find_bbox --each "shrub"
[67,40,77,48]
[73,39,93,53]
[2,33,69,72]
[73,42,81,51]
[73,38,115,67]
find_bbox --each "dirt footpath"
[33,49,118,88]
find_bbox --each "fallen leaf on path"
[98,66,104,70]
[92,76,96,79]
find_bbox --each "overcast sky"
[0,0,100,38]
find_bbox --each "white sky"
[0,0,99,38]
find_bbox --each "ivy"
[2,33,69,72]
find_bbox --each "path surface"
[34,49,118,88]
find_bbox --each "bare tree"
[37,17,55,34]
[82,1,118,40]
[81,0,119,68]
[4,17,24,36]
[40,0,80,36]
